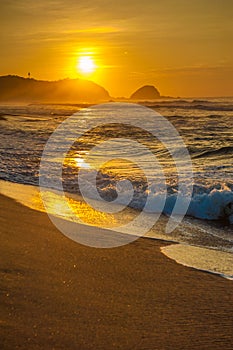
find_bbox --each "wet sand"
[0,194,232,349]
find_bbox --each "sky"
[0,0,232,97]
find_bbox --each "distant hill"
[130,85,160,100]
[0,75,110,103]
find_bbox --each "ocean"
[0,99,232,277]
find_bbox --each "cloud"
[128,65,233,80]
[150,64,233,77]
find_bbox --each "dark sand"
[0,194,232,350]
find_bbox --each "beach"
[1,194,232,350]
[1,0,232,348]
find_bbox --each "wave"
[2,163,233,225]
[148,103,233,112]
[187,188,233,223]
[193,146,233,159]
[0,106,79,118]
[65,170,233,224]
[192,99,213,103]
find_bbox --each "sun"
[77,56,96,74]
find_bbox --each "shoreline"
[161,244,233,280]
[0,180,233,280]
[0,193,233,349]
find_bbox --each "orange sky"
[0,0,232,97]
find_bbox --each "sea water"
[0,99,232,277]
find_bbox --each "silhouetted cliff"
[130,85,160,100]
[0,75,110,102]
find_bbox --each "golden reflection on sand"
[66,197,118,227]
[0,180,133,229]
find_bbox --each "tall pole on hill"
[28,72,31,79]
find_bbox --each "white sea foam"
[161,244,233,280]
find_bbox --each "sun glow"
[77,56,96,74]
